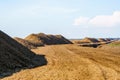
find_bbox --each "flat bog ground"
[2,44,120,80]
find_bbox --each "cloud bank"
[73,11,120,27]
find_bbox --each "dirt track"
[2,44,120,80]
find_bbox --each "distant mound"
[72,37,99,44]
[25,33,72,45]
[98,38,109,44]
[0,30,47,78]
[14,37,44,49]
[106,38,111,42]
[81,37,99,43]
[98,38,107,42]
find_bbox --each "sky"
[0,0,120,38]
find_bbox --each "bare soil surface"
[2,44,120,80]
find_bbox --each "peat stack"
[14,37,44,49]
[98,38,107,42]
[81,37,99,43]
[73,37,99,44]
[25,33,72,45]
[0,30,47,78]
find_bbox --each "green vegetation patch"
[108,41,120,47]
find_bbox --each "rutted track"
[1,44,120,80]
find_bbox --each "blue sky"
[0,0,120,38]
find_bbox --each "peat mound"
[72,37,99,44]
[14,37,44,49]
[0,30,47,78]
[25,33,72,45]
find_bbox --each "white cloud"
[73,17,89,26]
[73,11,120,27]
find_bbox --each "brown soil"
[98,38,107,42]
[2,44,120,80]
[1,31,120,80]
[25,33,72,45]
[14,37,44,49]
[72,37,99,44]
[0,31,47,78]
